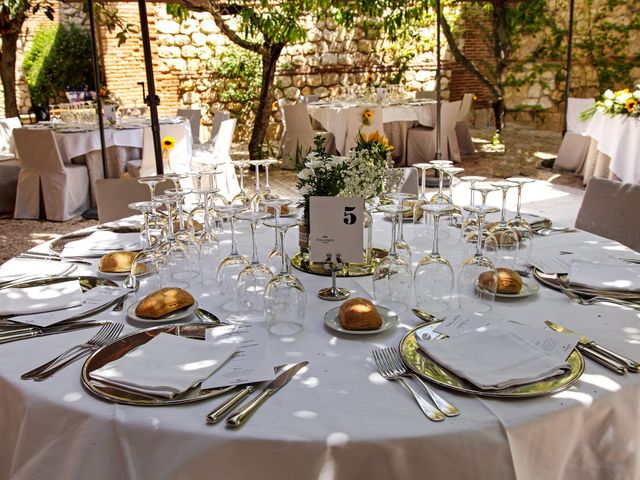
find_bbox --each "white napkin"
[61,231,142,257]
[568,260,640,292]
[0,280,84,315]
[0,261,71,282]
[416,326,571,390]
[90,333,239,398]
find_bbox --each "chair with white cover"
[455,93,475,156]
[95,178,172,223]
[398,167,419,195]
[203,110,230,147]
[406,101,462,165]
[281,103,335,168]
[300,95,319,104]
[574,177,640,252]
[0,117,21,159]
[343,106,384,153]
[416,90,437,100]
[13,128,90,221]
[177,108,202,144]
[554,97,595,172]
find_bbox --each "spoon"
[113,273,139,311]
[195,308,224,325]
[411,308,439,323]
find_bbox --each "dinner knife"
[225,361,309,428]
[0,321,105,345]
[545,321,638,373]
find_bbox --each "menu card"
[202,323,274,389]
[309,196,364,263]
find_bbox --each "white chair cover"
[343,106,384,153]
[566,98,595,135]
[416,90,437,100]
[206,110,230,146]
[0,117,21,156]
[575,177,640,252]
[455,93,474,156]
[13,128,90,221]
[127,121,193,178]
[95,178,173,223]
[0,159,19,214]
[300,95,319,104]
[406,101,462,164]
[554,98,597,172]
[398,167,419,195]
[281,103,335,168]
[177,109,202,144]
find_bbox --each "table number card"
[309,196,364,263]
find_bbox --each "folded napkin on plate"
[61,231,142,257]
[416,327,571,390]
[568,260,640,292]
[0,261,71,282]
[0,280,84,315]
[90,333,239,398]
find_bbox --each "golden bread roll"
[338,297,383,331]
[173,219,203,233]
[135,287,195,319]
[99,251,137,273]
[404,200,423,221]
[478,268,522,294]
[266,204,290,215]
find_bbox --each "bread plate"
[324,305,398,335]
[127,300,198,324]
[474,278,540,298]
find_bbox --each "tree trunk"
[248,44,283,160]
[1,28,21,117]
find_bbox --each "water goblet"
[188,187,221,285]
[507,177,536,270]
[154,194,193,288]
[488,181,519,267]
[263,217,306,336]
[248,159,270,211]
[164,173,188,189]
[373,204,413,311]
[235,210,273,314]
[459,176,487,238]
[128,200,163,248]
[414,203,455,316]
[262,197,292,274]
[215,204,250,298]
[232,160,252,206]
[458,205,500,313]
[137,175,167,201]
[412,162,435,220]
[385,191,416,263]
[429,160,453,204]
[262,159,280,199]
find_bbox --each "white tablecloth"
[308,101,436,156]
[582,110,640,184]
[0,217,639,479]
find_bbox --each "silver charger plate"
[49,230,95,255]
[324,305,398,335]
[81,323,234,406]
[399,322,584,398]
[127,301,198,324]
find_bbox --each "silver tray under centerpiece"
[81,323,234,406]
[533,269,640,301]
[291,248,387,277]
[399,322,584,398]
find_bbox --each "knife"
[16,254,93,265]
[225,361,309,428]
[545,321,638,374]
[0,321,105,345]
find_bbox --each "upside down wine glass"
[263,217,306,336]
[488,181,519,267]
[430,160,453,204]
[507,177,535,270]
[232,160,252,206]
[262,197,292,275]
[215,204,249,297]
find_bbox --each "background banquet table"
[580,111,640,185]
[0,215,639,480]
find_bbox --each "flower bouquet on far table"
[580,86,640,121]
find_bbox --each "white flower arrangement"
[581,85,640,120]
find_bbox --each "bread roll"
[99,251,137,273]
[404,200,422,221]
[338,297,382,331]
[478,268,522,294]
[266,204,290,215]
[135,287,195,319]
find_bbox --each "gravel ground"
[0,123,581,265]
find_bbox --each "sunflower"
[625,98,638,113]
[162,136,176,150]
[362,109,374,126]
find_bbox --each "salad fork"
[384,347,460,417]
[22,322,124,381]
[372,348,445,422]
[561,287,640,310]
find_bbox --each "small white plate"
[475,279,540,298]
[98,269,131,279]
[127,300,198,324]
[324,305,398,335]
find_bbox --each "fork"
[372,348,445,422]
[384,347,460,417]
[21,322,124,381]
[0,264,78,289]
[536,227,578,236]
[561,287,640,310]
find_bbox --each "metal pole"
[86,0,108,179]
[435,0,442,160]
[562,0,575,136]
[137,0,163,174]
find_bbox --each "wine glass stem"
[254,165,260,191]
[278,228,288,274]
[230,217,238,256]
[438,168,444,198]
[264,165,270,192]
[448,175,453,202]
[250,221,259,263]
[149,184,156,201]
[516,185,523,218]
[239,168,244,192]
[500,188,508,223]
[203,193,211,234]
[476,213,485,256]
[469,183,475,205]
[142,211,152,247]
[432,214,441,256]
[166,203,175,241]
[481,191,488,206]
[389,214,398,256]
[420,168,426,198]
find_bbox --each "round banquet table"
[1,214,639,480]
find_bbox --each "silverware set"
[535,227,578,236]
[561,287,640,310]
[0,264,78,289]
[373,347,459,421]
[0,321,106,345]
[21,322,124,381]
[14,250,92,265]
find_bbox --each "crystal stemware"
[412,162,435,221]
[385,191,416,263]
[137,175,167,201]
[459,176,487,238]
[262,158,279,200]
[507,177,536,270]
[232,160,252,206]
[458,205,500,313]
[154,194,193,288]
[373,204,413,311]
[262,197,292,274]
[128,200,162,248]
[488,181,519,267]
[235,210,273,314]
[429,160,453,204]
[414,203,455,316]
[215,204,250,298]
[263,217,306,336]
[164,173,187,189]
[188,187,221,285]
[248,159,270,211]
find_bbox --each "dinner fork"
[384,347,460,417]
[372,348,445,422]
[21,322,124,381]
[561,287,640,310]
